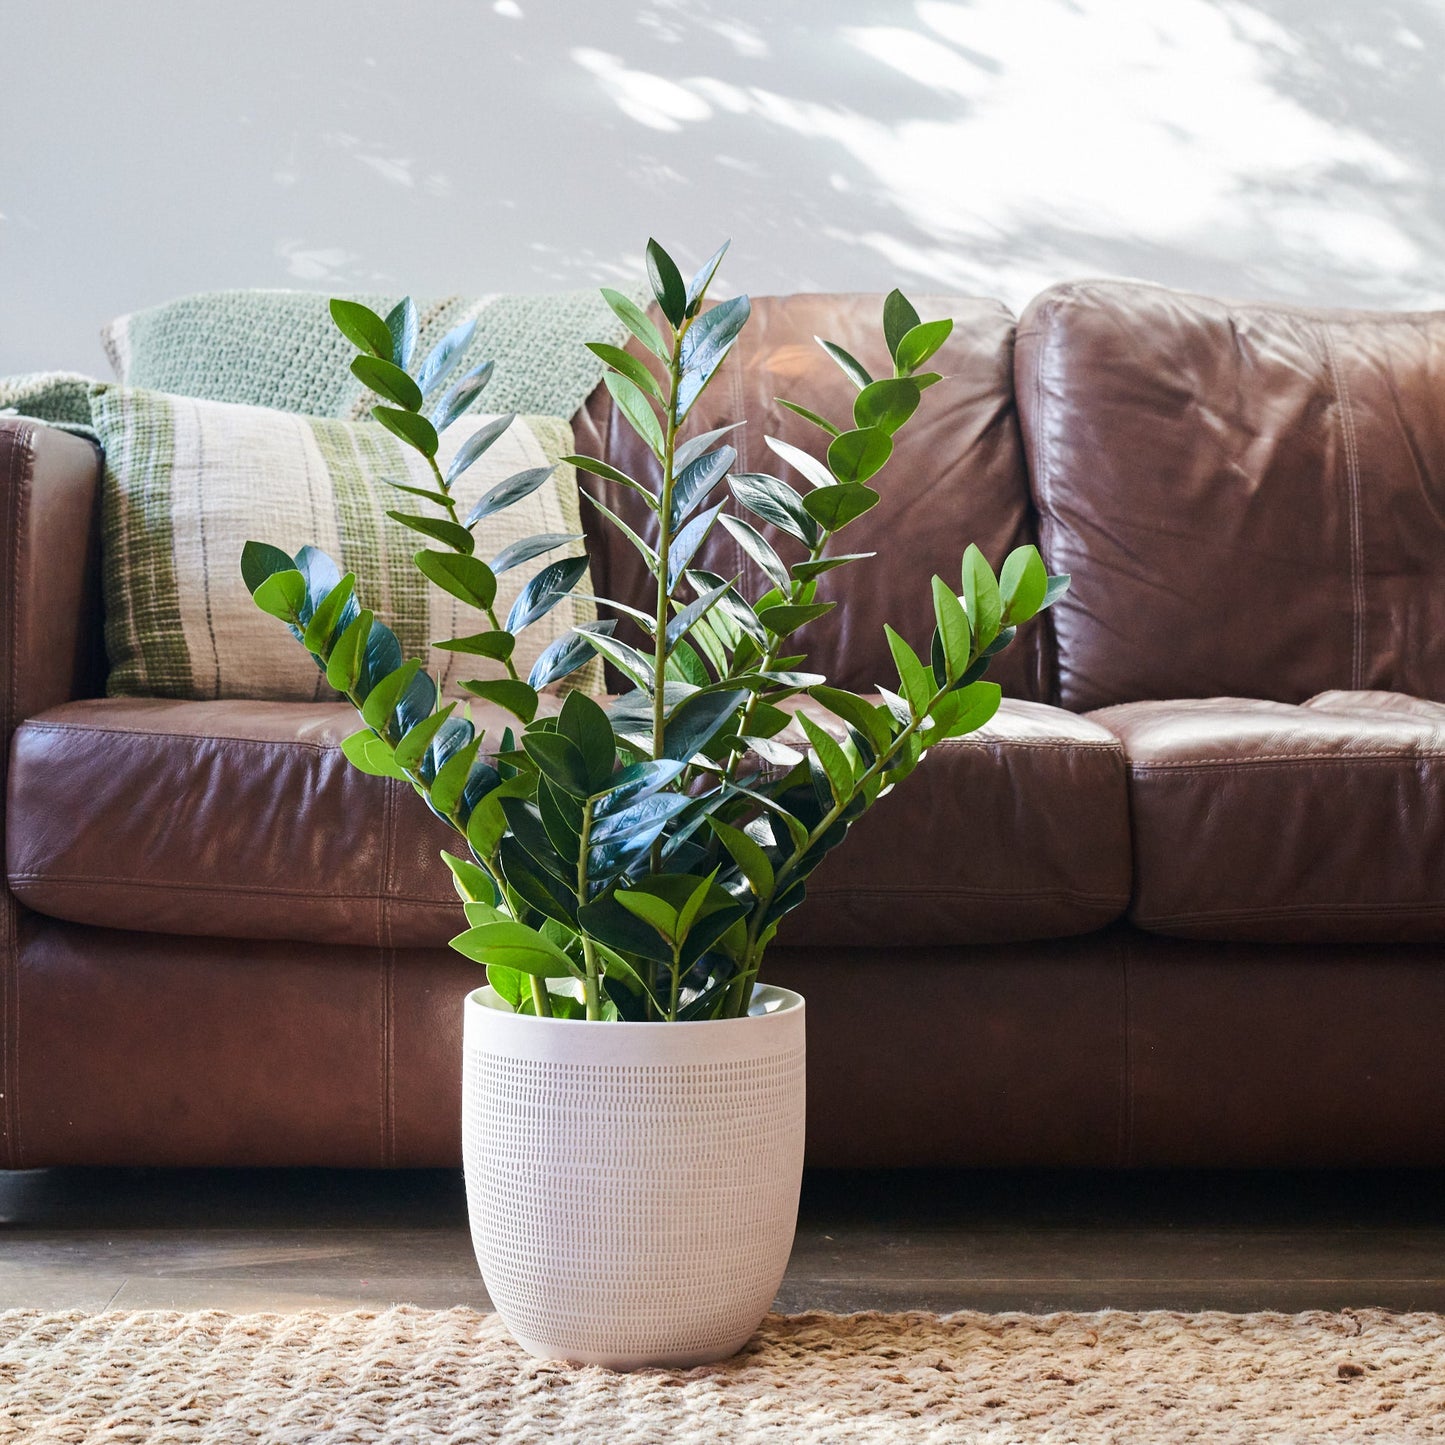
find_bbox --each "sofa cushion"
[7,697,1130,950]
[1093,691,1445,942]
[1016,280,1445,711]
[91,387,598,701]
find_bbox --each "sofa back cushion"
[1016,280,1445,710]
[572,292,1045,700]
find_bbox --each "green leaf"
[895,318,954,374]
[449,921,575,977]
[718,514,789,591]
[240,540,297,595]
[885,625,934,713]
[561,453,653,500]
[1043,573,1072,609]
[430,362,495,433]
[672,445,735,527]
[605,372,664,457]
[485,963,527,1008]
[351,354,422,411]
[729,473,819,547]
[414,549,496,610]
[523,731,592,798]
[252,569,306,624]
[446,413,516,485]
[361,658,423,735]
[709,816,774,895]
[432,632,514,664]
[440,848,495,904]
[674,423,743,472]
[961,543,1002,651]
[302,573,358,655]
[329,298,394,358]
[775,398,841,437]
[600,286,667,360]
[662,688,748,762]
[797,713,854,806]
[999,544,1049,625]
[666,580,733,651]
[395,701,456,772]
[326,608,374,693]
[816,337,873,390]
[461,678,539,724]
[340,728,408,779]
[529,623,608,690]
[929,679,1002,740]
[793,551,875,581]
[615,888,680,943]
[801,482,879,531]
[827,427,893,484]
[489,533,581,575]
[432,737,484,819]
[586,341,664,403]
[384,296,419,370]
[756,601,835,638]
[764,434,834,490]
[578,629,655,692]
[853,378,920,436]
[931,575,973,680]
[677,295,751,417]
[389,513,473,554]
[809,686,892,752]
[685,238,730,314]
[373,405,438,458]
[418,316,478,397]
[381,477,451,506]
[666,502,724,592]
[465,465,555,527]
[557,689,616,791]
[506,554,589,633]
[581,488,660,570]
[645,237,687,327]
[883,289,922,362]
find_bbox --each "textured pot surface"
[462,985,807,1369]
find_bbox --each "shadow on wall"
[523,0,1445,310]
[5,0,1445,377]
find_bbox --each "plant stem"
[576,799,602,1021]
[529,976,553,1017]
[651,332,686,760]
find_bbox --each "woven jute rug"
[2,1305,1442,1443]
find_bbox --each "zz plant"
[242,239,1068,1022]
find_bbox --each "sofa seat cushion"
[1092,692,1445,942]
[7,697,1130,950]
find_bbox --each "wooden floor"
[3,1167,1445,1316]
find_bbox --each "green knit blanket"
[2,285,646,438]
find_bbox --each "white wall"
[5,0,1445,375]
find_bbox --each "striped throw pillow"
[92,385,600,702]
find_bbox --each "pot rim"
[465,981,804,1031]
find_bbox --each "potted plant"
[241,239,1067,1369]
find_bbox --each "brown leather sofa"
[4,279,1444,1171]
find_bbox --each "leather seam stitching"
[5,874,454,906]
[1129,752,1445,769]
[1138,901,1445,924]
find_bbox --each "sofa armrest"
[1,418,106,732]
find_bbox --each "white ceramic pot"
[461,983,806,1369]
